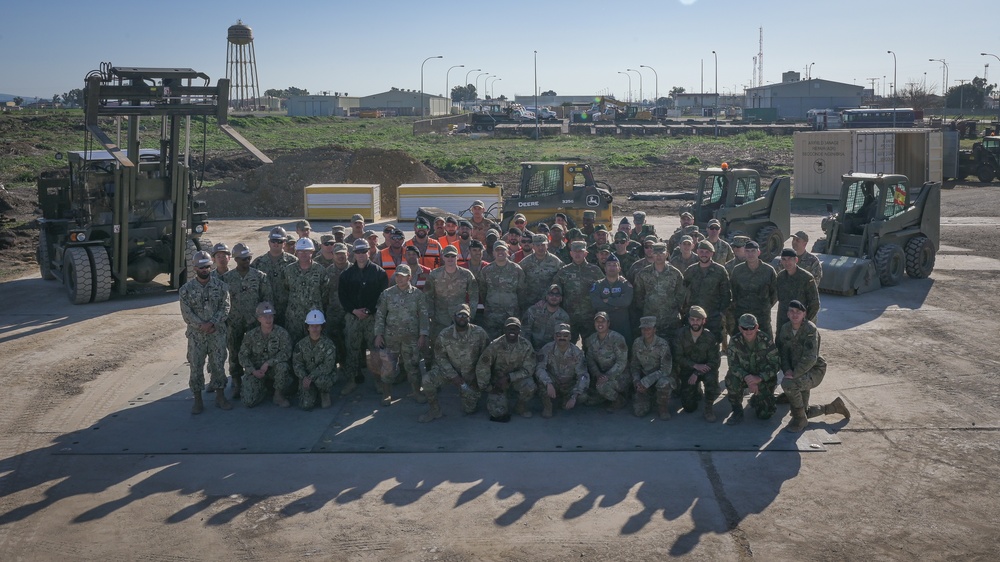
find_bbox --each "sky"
[1,0,996,102]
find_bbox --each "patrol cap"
[383,223,397,233]
[619,217,631,226]
[504,317,521,328]
[781,248,798,258]
[395,264,411,276]
[441,245,459,256]
[512,213,527,222]
[486,229,501,240]
[684,225,701,234]
[652,242,668,253]
[193,251,213,268]
[569,241,588,251]
[731,235,750,248]
[285,234,296,243]
[596,244,612,254]
[331,225,346,234]
[594,224,607,232]
[295,238,315,252]
[697,240,716,253]
[788,299,807,312]
[688,305,707,319]
[738,313,759,329]
[212,242,231,255]
[614,231,629,242]
[555,323,571,334]
[583,210,597,219]
[548,283,562,295]
[458,220,473,229]
[792,230,809,241]
[405,244,422,256]
[353,239,370,252]
[531,234,548,244]
[639,316,656,328]
[351,214,365,223]
[707,218,721,227]
[605,252,619,263]
[453,303,471,317]
[555,212,568,221]
[364,229,377,238]
[680,211,694,219]
[320,234,335,244]
[594,311,609,321]
[232,243,252,259]
[744,240,760,250]
[332,242,349,254]
[469,239,485,249]
[549,223,564,232]
[680,235,694,244]
[536,223,550,233]
[644,235,658,244]
[471,200,486,209]
[305,309,326,325]
[269,226,288,240]
[633,211,647,221]
[493,241,509,251]
[296,219,312,230]
[567,228,584,240]
[445,216,459,225]
[255,301,276,317]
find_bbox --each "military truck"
[956,136,1000,183]
[812,173,939,295]
[683,165,791,261]
[36,64,271,304]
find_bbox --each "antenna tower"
[757,27,764,86]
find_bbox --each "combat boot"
[785,407,808,433]
[656,393,671,420]
[725,401,744,425]
[775,392,789,405]
[515,398,532,418]
[215,389,233,411]
[703,400,716,423]
[340,378,358,396]
[320,391,332,409]
[826,397,851,419]
[541,395,553,418]
[381,382,393,406]
[418,397,443,423]
[191,393,204,415]
[273,391,290,408]
[409,380,427,404]
[231,378,242,400]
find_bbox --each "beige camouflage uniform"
[535,341,589,411]
[283,262,329,345]
[480,261,525,338]
[238,325,294,408]
[584,330,630,404]
[422,322,492,414]
[633,264,686,342]
[476,335,537,419]
[629,334,674,417]
[521,301,571,351]
[518,252,564,313]
[424,267,479,339]
[179,276,231,393]
[553,261,604,343]
[373,284,430,389]
[293,335,338,410]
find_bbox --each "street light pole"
[626,68,642,106]
[982,53,1000,125]
[445,64,464,111]
[809,62,815,80]
[618,71,631,102]
[712,50,718,137]
[463,68,481,108]
[640,65,658,106]
[492,78,501,100]
[474,72,489,103]
[887,51,896,127]
[420,55,443,118]
[930,58,949,118]
[534,50,539,140]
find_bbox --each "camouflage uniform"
[630,224,657,244]
[251,252,296,324]
[476,335,537,419]
[669,251,699,272]
[626,258,653,283]
[293,335,338,410]
[424,267,479,339]
[283,262,329,346]
[777,319,827,412]
[521,302,571,351]
[629,334,674,417]
[775,268,820,334]
[518,252,564,313]
[179,276,231,393]
[535,341,589,409]
[238,325,294,408]
[323,263,351,367]
[730,261,778,339]
[797,251,823,286]
[552,261,604,344]
[584,330,630,404]
[683,262,732,342]
[709,238,735,264]
[373,284,430,387]
[674,326,721,412]
[422,322,492,414]
[221,267,272,382]
[633,264,686,342]
[480,261,525,338]
[612,251,638,276]
[726,331,781,420]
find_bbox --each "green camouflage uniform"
[238,325,294,408]
[625,258,653,283]
[293,335,338,410]
[797,251,823,286]
[518,252,565,313]
[630,224,657,244]
[373,284,430,386]
[674,326,721,412]
[629,334,674,417]
[476,335,537,419]
[283,262,329,345]
[179,277,231,393]
[633,264,686,342]
[521,302,571,351]
[723,257,746,337]
[554,244,572,264]
[709,238,735,264]
[669,251,699,272]
[584,330,630,403]
[422,323,492,413]
[552,261,604,344]
[683,261,732,342]
[612,251,638,277]
[480,261,525,338]
[222,267,272,380]
[730,261,778,339]
[323,263,351,367]
[424,267,479,340]
[777,320,827,412]
[251,251,296,324]
[535,341,589,408]
[726,331,781,419]
[775,268,820,334]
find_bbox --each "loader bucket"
[816,254,881,296]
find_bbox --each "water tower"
[226,20,261,111]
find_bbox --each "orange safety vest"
[379,248,403,279]
[406,238,442,270]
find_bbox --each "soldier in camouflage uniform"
[630,211,657,244]
[476,317,537,421]
[674,306,721,422]
[790,231,823,286]
[424,245,479,341]
[683,240,732,343]
[418,304,492,422]
[211,242,232,278]
[179,251,232,414]
[293,309,338,410]
[722,235,750,350]
[729,240,778,339]
[633,243,685,343]
[626,236,658,281]
[777,300,850,432]
[518,234,564,313]
[251,227,296,326]
[666,211,697,253]
[480,241,525,339]
[669,236,700,271]
[239,302,295,408]
[584,312,630,409]
[535,323,589,418]
[313,235,338,267]
[706,219,735,264]
[222,242,272,399]
[323,242,351,369]
[775,248,820,335]
[629,316,675,420]
[611,231,638,275]
[373,264,430,405]
[521,284,571,351]
[725,313,781,425]
[553,241,605,345]
[283,238,330,346]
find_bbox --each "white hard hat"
[305,309,326,325]
[295,238,315,252]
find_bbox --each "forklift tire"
[88,246,112,303]
[977,165,996,183]
[874,244,905,287]
[904,236,935,279]
[64,247,94,305]
[755,225,784,262]
[37,230,56,280]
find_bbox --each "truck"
[469,103,535,131]
[36,64,271,304]
[956,136,1000,183]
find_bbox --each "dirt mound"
[198,146,445,218]
[0,187,40,280]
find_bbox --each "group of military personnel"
[180,202,849,432]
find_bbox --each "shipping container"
[397,183,503,221]
[303,184,381,221]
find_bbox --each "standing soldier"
[553,241,605,345]
[674,306,721,422]
[519,233,564,313]
[590,254,634,343]
[401,245,432,291]
[283,238,329,346]
[222,242,272,399]
[251,227,296,327]
[239,302,294,408]
[790,231,823,286]
[323,242,351,369]
[611,231,638,275]
[535,323,589,418]
[373,264,429,405]
[725,313,781,425]
[211,242,231,278]
[294,219,321,250]
[179,250,232,414]
[629,316,674,420]
[406,217,442,270]
[626,236,658,281]
[775,248,820,335]
[480,241,525,338]
[683,240,732,343]
[722,235,750,349]
[548,223,567,260]
[424,245,479,341]
[580,210,597,242]
[331,225,347,244]
[633,242,686,343]
[469,199,500,243]
[630,210,657,243]
[476,317,537,421]
[377,228,406,278]
[521,284,571,351]
[667,211,697,253]
[585,312,630,409]
[706,219,735,264]
[314,235,339,267]
[729,240,778,339]
[344,214,366,245]
[670,236,699,271]
[338,239,389,395]
[293,309,338,410]
[778,300,850,432]
[418,304,492,422]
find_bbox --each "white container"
[396,183,503,221]
[304,184,381,221]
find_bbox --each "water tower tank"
[225,20,261,112]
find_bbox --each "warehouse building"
[745,72,864,119]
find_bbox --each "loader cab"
[693,168,761,223]
[502,161,613,229]
[842,176,909,234]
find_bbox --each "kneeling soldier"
[630,316,675,420]
[535,323,589,418]
[725,313,780,425]
[239,302,295,408]
[293,309,338,410]
[476,317,537,421]
[675,306,722,422]
[419,304,491,422]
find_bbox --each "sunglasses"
[740,326,758,331]
[195,266,211,270]
[391,235,404,240]
[323,242,335,246]
[416,224,429,230]
[708,226,721,230]
[268,239,282,244]
[353,249,368,254]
